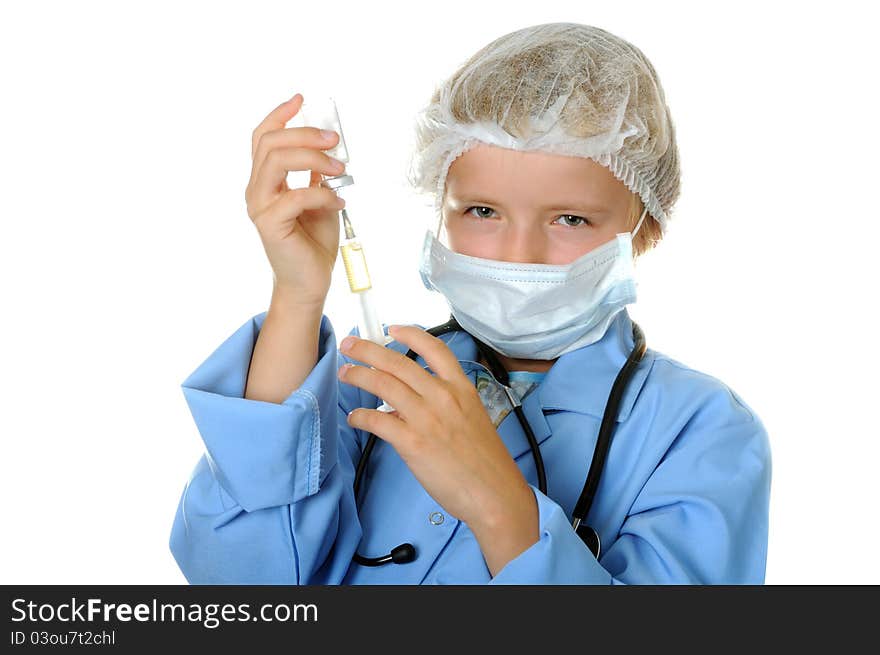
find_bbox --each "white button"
[429,511,445,525]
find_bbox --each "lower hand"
[336,325,536,535]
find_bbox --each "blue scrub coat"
[169,308,771,584]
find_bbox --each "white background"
[1,0,877,584]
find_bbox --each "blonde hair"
[627,193,662,258]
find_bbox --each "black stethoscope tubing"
[351,315,646,567]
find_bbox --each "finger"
[338,363,426,424]
[251,93,303,161]
[339,334,441,399]
[308,167,325,188]
[346,408,412,453]
[251,126,340,185]
[252,185,344,233]
[251,147,345,210]
[386,325,470,386]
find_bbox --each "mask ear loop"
[629,204,650,265]
[632,204,649,238]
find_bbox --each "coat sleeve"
[488,385,772,585]
[168,311,367,584]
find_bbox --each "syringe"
[337,209,389,347]
[299,96,396,412]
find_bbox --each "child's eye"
[554,215,591,228]
[465,206,496,219]
[464,206,591,228]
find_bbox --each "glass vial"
[299,96,350,163]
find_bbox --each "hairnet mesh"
[406,22,681,236]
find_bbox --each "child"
[170,23,771,584]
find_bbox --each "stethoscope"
[352,315,647,567]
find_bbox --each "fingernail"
[340,336,356,352]
[328,155,344,171]
[320,129,336,140]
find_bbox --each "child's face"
[441,144,635,265]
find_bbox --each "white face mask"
[418,206,648,360]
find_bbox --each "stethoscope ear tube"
[570,321,646,556]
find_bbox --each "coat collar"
[430,307,653,423]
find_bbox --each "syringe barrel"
[338,239,388,346]
[357,288,386,346]
[339,239,372,293]
[357,287,396,413]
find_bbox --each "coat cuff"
[180,312,339,512]
[488,485,613,585]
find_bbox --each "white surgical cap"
[407,22,681,235]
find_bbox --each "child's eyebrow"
[540,202,611,214]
